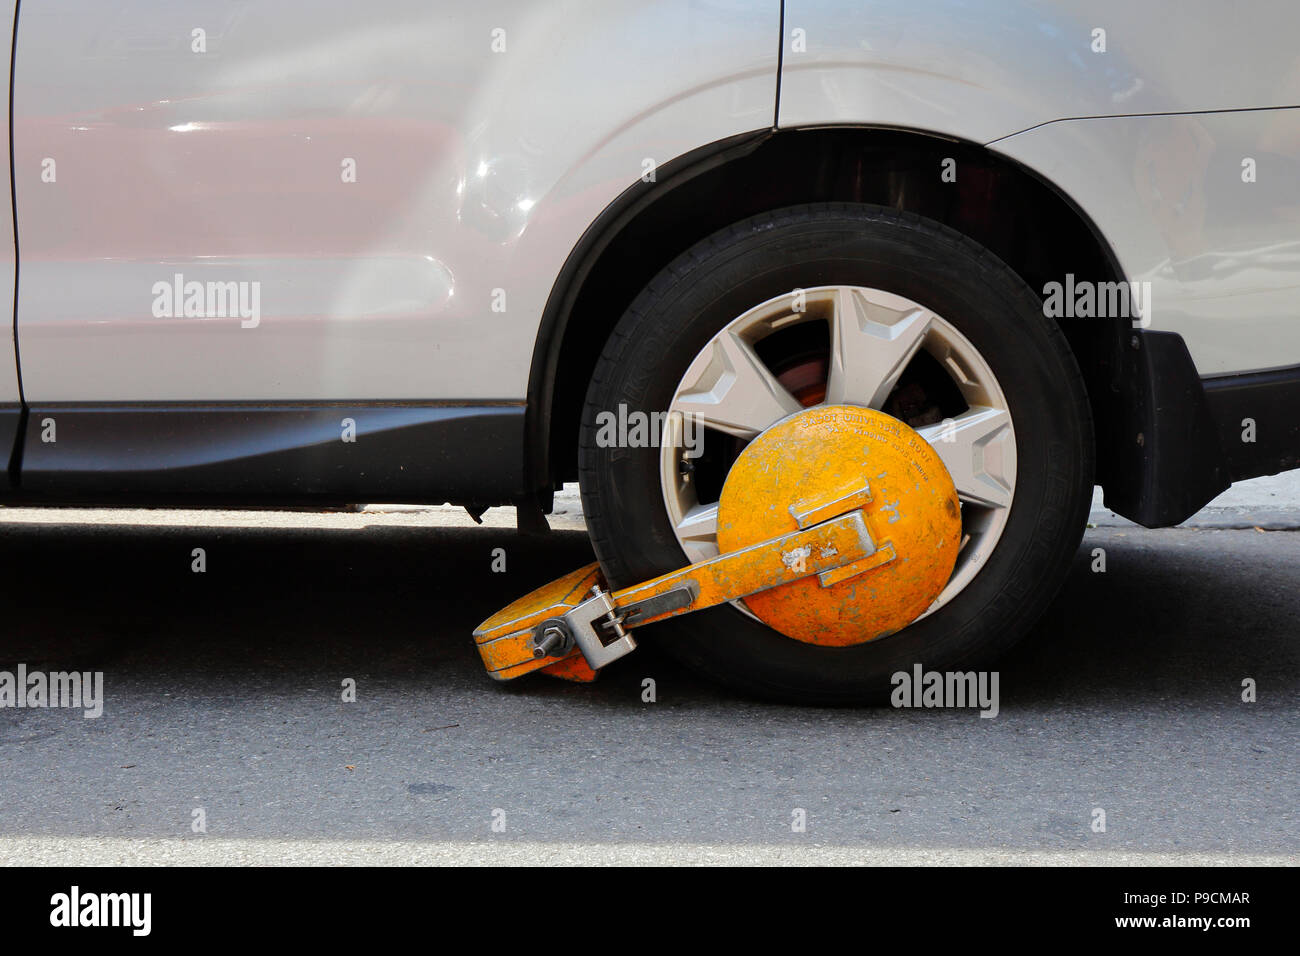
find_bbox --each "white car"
[4,1,1297,701]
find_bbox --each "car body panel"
[991,108,1300,376]
[779,0,1300,376]
[779,0,1300,142]
[12,0,778,403]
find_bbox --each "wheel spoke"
[670,330,801,439]
[674,502,720,562]
[916,406,1015,510]
[825,287,932,408]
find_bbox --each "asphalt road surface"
[0,503,1295,865]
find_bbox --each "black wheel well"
[527,125,1127,501]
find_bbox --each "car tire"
[578,203,1093,704]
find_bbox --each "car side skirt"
[1203,365,1300,482]
[3,402,527,508]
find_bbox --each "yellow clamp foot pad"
[473,563,601,680]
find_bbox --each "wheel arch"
[525,125,1132,509]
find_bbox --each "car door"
[11,0,467,406]
[0,0,19,470]
[8,1,779,501]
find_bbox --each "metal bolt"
[533,625,570,658]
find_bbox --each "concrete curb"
[1088,507,1300,530]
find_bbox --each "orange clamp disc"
[715,405,961,646]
